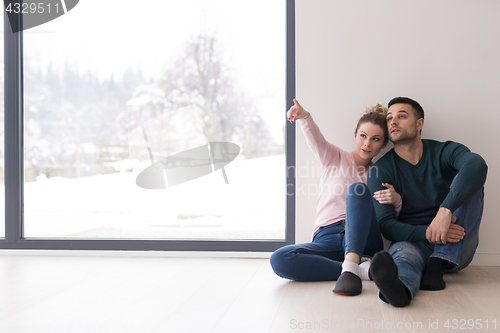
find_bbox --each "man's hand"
[445,218,465,243]
[426,207,464,244]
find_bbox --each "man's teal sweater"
[367,139,487,243]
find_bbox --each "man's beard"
[389,127,418,144]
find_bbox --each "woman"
[270,99,401,296]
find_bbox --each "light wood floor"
[0,255,499,333]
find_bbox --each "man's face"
[386,103,423,143]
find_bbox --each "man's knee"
[453,187,484,227]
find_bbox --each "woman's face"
[354,122,387,161]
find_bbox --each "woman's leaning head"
[352,105,389,164]
[355,104,389,145]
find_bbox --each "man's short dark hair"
[388,97,425,120]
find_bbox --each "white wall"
[295,0,500,265]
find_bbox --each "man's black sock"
[369,251,411,308]
[420,257,447,290]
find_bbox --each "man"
[367,97,487,307]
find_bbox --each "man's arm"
[367,169,428,242]
[427,143,487,244]
[440,146,488,213]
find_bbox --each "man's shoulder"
[423,139,469,154]
[423,138,464,147]
[368,149,396,182]
[373,148,396,167]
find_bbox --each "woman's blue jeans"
[270,183,383,281]
[387,186,484,300]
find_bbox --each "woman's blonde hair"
[355,104,388,144]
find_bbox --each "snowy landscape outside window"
[23,0,286,240]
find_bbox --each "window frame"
[1,0,296,251]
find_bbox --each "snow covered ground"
[19,154,286,240]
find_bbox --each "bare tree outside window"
[125,32,280,161]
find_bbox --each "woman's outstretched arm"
[288,99,340,167]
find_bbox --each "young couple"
[270,97,487,307]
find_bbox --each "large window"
[2,0,295,250]
[0,9,4,238]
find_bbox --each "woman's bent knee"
[270,247,291,278]
[348,182,369,197]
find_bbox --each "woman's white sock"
[341,261,360,276]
